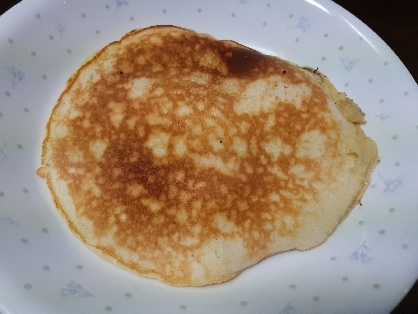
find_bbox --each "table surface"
[1,0,417,313]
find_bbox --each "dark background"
[1,0,417,313]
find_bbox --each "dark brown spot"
[223,47,264,78]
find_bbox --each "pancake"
[38,25,379,286]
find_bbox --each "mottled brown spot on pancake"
[41,26,378,286]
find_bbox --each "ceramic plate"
[0,0,417,313]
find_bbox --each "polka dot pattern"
[0,1,416,314]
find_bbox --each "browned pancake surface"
[40,26,378,286]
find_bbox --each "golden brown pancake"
[38,25,378,286]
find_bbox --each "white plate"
[1,1,417,313]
